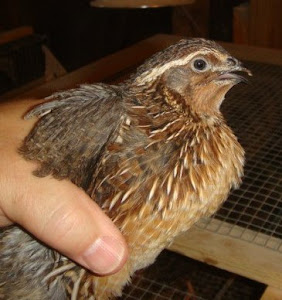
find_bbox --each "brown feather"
[0,38,250,299]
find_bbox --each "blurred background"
[0,0,281,95]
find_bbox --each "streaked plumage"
[0,38,250,299]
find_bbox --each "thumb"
[1,160,128,275]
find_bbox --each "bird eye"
[192,58,208,72]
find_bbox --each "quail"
[0,38,251,299]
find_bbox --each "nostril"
[227,57,238,66]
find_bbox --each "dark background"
[0,0,246,71]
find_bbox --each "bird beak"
[217,64,252,84]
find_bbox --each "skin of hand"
[0,98,128,276]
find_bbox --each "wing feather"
[20,84,124,190]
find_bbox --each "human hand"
[0,98,128,275]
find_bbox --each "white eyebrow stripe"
[136,49,220,85]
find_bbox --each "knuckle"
[41,201,79,243]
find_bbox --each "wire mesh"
[120,250,265,300]
[121,275,202,300]
[197,60,282,252]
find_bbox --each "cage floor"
[197,60,282,252]
[120,250,265,300]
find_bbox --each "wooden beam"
[221,41,282,66]
[233,3,249,44]
[43,45,67,81]
[0,26,33,45]
[261,286,282,300]
[168,219,282,289]
[249,0,282,49]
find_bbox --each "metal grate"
[197,60,282,252]
[121,275,203,300]
[120,250,265,300]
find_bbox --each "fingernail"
[81,236,125,275]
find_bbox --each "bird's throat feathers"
[127,81,225,128]
[124,88,244,213]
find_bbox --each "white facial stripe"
[136,49,222,85]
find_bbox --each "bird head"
[131,39,252,116]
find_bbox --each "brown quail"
[0,38,251,299]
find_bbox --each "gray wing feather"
[20,83,124,190]
[24,83,120,119]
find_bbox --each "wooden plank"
[249,0,282,49]
[168,219,282,289]
[0,26,33,45]
[261,286,282,300]
[233,3,249,44]
[196,218,282,252]
[43,45,67,81]
[221,42,282,66]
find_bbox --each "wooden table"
[3,34,282,299]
